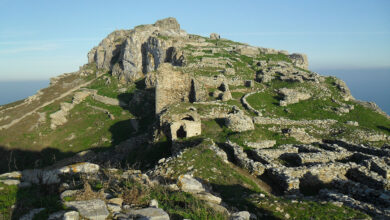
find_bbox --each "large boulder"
[225,110,254,132]
[177,174,206,193]
[288,53,309,69]
[64,199,109,220]
[126,208,170,220]
[230,211,251,220]
[48,211,79,220]
[22,162,100,185]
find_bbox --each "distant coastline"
[314,68,390,115]
[0,69,389,115]
[0,80,49,106]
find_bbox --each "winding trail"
[0,77,98,130]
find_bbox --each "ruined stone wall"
[155,64,191,114]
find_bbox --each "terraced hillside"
[0,18,389,219]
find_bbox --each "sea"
[0,80,49,106]
[314,68,390,115]
[0,69,389,114]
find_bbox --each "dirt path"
[0,77,98,130]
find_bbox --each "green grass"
[0,183,62,219]
[160,140,368,219]
[124,137,171,171]
[151,187,228,220]
[40,97,135,152]
[257,53,292,63]
[229,124,301,148]
[87,73,136,99]
[165,142,265,213]
[205,38,244,47]
[118,168,228,220]
[0,95,137,171]
[0,183,17,219]
[246,90,390,136]
[277,200,369,220]
[157,35,170,40]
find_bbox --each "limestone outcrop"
[2,17,389,220]
[88,17,188,83]
[288,53,309,69]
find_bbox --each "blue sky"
[0,0,389,80]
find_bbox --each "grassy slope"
[158,142,368,219]
[0,35,385,219]
[245,78,390,146]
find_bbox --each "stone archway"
[176,125,187,139]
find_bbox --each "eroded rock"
[64,199,109,220]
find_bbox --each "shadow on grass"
[0,146,75,218]
[211,183,281,220]
[0,146,75,173]
[377,125,390,133]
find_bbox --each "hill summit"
[0,17,389,219]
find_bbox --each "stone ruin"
[159,109,201,141]
[223,140,390,217]
[154,63,207,114]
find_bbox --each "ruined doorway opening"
[176,125,187,139]
[189,80,196,103]
[182,115,194,121]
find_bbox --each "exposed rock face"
[126,207,170,220]
[3,17,390,220]
[210,33,220,40]
[64,199,109,220]
[332,77,353,101]
[288,53,309,69]
[88,30,129,70]
[88,17,188,83]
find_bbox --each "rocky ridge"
[0,17,389,219]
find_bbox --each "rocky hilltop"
[0,18,389,219]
